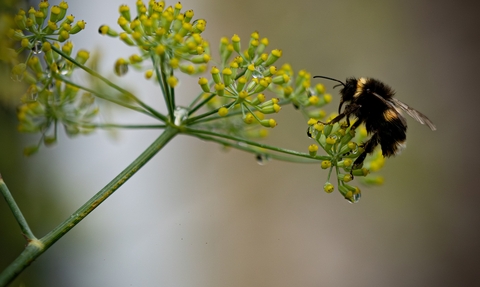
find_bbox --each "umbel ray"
[313,75,436,175]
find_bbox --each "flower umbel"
[6,0,95,155]
[306,119,386,203]
[100,1,210,78]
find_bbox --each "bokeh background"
[1,0,479,286]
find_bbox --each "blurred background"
[1,0,479,286]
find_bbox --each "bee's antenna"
[313,75,345,88]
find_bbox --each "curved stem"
[57,75,159,119]
[64,120,167,130]
[188,92,216,116]
[0,175,36,241]
[192,133,319,163]
[52,46,168,122]
[186,100,236,125]
[183,127,329,161]
[0,126,179,286]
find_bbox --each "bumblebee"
[313,76,436,173]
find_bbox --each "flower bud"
[222,68,232,86]
[260,118,277,128]
[264,49,282,66]
[218,107,229,117]
[243,113,255,124]
[321,160,331,169]
[119,32,135,46]
[198,77,210,92]
[308,144,318,156]
[167,76,178,87]
[272,74,289,85]
[323,182,334,193]
[211,66,221,84]
[119,5,131,21]
[70,20,86,34]
[114,58,128,76]
[98,25,118,37]
[231,34,241,53]
[214,83,225,97]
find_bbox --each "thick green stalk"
[0,126,179,286]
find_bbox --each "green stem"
[0,175,36,240]
[151,53,175,121]
[193,133,318,163]
[64,120,167,130]
[52,46,168,122]
[183,127,329,161]
[57,75,159,119]
[188,90,208,110]
[0,126,179,286]
[186,100,236,125]
[188,93,216,116]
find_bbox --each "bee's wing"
[389,98,437,131]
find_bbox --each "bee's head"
[339,77,358,102]
[313,75,353,113]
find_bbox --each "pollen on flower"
[214,83,225,97]
[99,25,109,35]
[231,34,240,43]
[308,118,317,125]
[198,77,209,92]
[326,135,336,145]
[167,76,178,87]
[244,113,255,124]
[180,64,195,74]
[324,183,334,193]
[260,119,277,128]
[324,94,332,103]
[20,38,29,48]
[75,49,90,65]
[238,90,248,99]
[342,174,353,182]
[343,158,352,167]
[114,58,128,76]
[129,54,142,64]
[314,123,324,132]
[218,107,229,117]
[315,83,325,94]
[119,33,134,45]
[308,144,318,156]
[321,160,331,169]
[145,69,153,79]
[309,95,319,105]
[170,57,179,68]
[58,30,70,42]
[70,20,86,34]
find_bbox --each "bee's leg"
[350,132,380,176]
[318,113,346,125]
[350,119,363,131]
[319,103,361,126]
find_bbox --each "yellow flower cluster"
[101,1,210,80]
[17,81,97,155]
[272,64,333,120]
[196,32,284,129]
[7,1,87,83]
[306,119,386,203]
